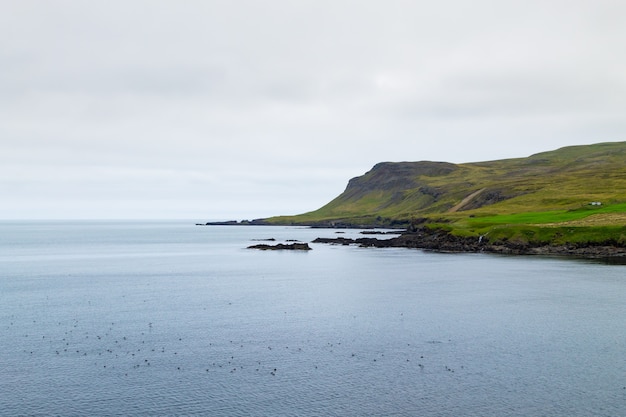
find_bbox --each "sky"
[2,0,625,220]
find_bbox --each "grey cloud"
[387,71,626,121]
[2,0,626,218]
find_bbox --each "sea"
[1,220,625,416]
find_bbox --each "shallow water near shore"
[1,220,625,416]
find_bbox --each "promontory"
[258,141,626,258]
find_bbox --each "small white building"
[590,201,602,206]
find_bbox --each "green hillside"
[265,142,626,245]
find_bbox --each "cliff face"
[343,161,457,199]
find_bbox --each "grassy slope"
[266,142,626,245]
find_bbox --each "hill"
[263,142,626,251]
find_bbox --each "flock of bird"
[4,314,462,379]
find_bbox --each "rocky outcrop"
[248,243,312,251]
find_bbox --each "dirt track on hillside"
[448,188,486,213]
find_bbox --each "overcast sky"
[2,1,625,219]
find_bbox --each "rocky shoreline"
[197,222,626,260]
[312,227,626,260]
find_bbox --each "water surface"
[1,221,624,416]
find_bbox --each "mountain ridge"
[258,142,626,252]
[266,141,626,228]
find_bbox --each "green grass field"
[439,203,626,245]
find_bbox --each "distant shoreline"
[196,219,407,229]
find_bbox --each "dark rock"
[248,243,312,251]
[312,237,354,246]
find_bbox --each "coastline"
[197,222,626,260]
[312,227,626,261]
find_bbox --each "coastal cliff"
[260,142,626,252]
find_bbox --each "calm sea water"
[1,220,625,416]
